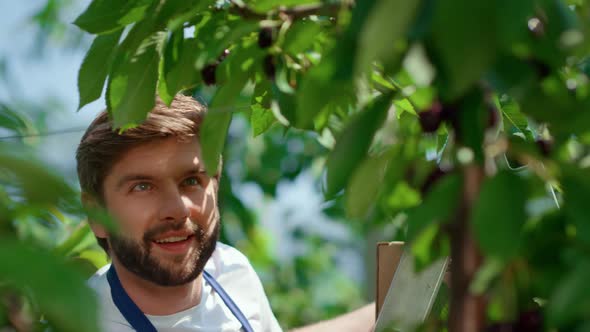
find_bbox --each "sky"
[0,0,101,178]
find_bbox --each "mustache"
[142,222,200,243]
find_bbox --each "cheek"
[188,188,218,225]
[107,197,154,237]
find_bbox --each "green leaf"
[249,0,320,12]
[430,1,498,98]
[78,249,109,270]
[383,181,421,212]
[0,238,100,332]
[346,153,390,219]
[457,88,487,162]
[296,49,356,129]
[251,104,276,137]
[548,261,590,326]
[520,81,590,136]
[193,13,259,70]
[325,92,393,197]
[406,173,462,241]
[472,171,527,261]
[162,34,201,99]
[282,20,323,56]
[53,223,94,257]
[74,0,154,34]
[562,166,590,246]
[0,148,77,207]
[498,97,528,135]
[200,95,233,177]
[250,80,275,137]
[107,27,165,128]
[0,103,36,136]
[78,30,122,110]
[355,0,421,75]
[201,42,256,175]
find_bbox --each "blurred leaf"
[406,173,462,241]
[411,223,449,270]
[383,181,421,212]
[356,0,422,75]
[498,97,528,136]
[562,166,590,246]
[78,29,122,110]
[0,149,76,207]
[201,42,257,175]
[520,82,590,137]
[249,0,320,12]
[0,238,100,332]
[325,92,393,197]
[470,258,505,294]
[346,153,390,219]
[296,49,356,129]
[457,89,486,162]
[107,25,165,129]
[283,21,323,56]
[472,171,526,261]
[0,104,36,136]
[74,0,154,34]
[53,223,94,257]
[78,249,109,270]
[430,1,497,98]
[548,261,590,326]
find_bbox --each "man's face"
[99,137,219,286]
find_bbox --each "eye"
[131,182,153,192]
[182,176,201,187]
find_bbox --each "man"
[77,94,374,331]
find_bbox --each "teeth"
[155,236,188,243]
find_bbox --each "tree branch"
[228,1,350,21]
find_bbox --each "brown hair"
[76,94,211,253]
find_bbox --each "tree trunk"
[449,165,486,332]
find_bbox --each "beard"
[109,220,219,287]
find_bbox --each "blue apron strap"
[203,270,255,332]
[106,265,158,332]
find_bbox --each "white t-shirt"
[88,242,283,332]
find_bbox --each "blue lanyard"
[106,265,254,332]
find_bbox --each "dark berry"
[201,64,217,86]
[418,102,443,133]
[528,59,551,79]
[263,55,276,80]
[484,322,516,332]
[258,27,274,49]
[420,167,448,195]
[516,309,543,332]
[218,49,230,62]
[536,139,553,157]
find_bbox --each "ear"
[81,192,109,239]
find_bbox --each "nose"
[158,186,191,223]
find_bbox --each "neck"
[110,259,202,316]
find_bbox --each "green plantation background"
[2,0,590,331]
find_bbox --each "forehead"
[108,137,204,177]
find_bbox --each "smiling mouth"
[155,235,190,244]
[151,235,195,253]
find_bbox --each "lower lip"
[152,235,194,254]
